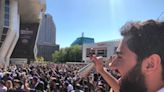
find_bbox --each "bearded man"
[92,20,164,92]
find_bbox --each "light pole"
[81,32,84,62]
[157,11,164,20]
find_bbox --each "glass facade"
[4,0,10,27]
[71,37,94,46]
[0,0,10,47]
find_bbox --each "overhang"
[18,0,46,23]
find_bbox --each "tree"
[36,56,44,63]
[52,51,59,63]
[69,45,82,62]
[52,45,82,63]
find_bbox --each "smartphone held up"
[78,48,103,78]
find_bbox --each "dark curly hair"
[121,20,164,80]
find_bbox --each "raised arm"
[91,56,120,92]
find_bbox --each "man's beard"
[120,63,147,92]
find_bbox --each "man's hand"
[90,55,104,73]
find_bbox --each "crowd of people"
[0,63,114,92]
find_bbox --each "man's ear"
[142,54,161,75]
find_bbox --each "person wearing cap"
[91,20,164,92]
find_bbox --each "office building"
[36,14,59,61]
[0,0,46,66]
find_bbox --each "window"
[5,0,10,6]
[4,19,9,26]
[5,13,9,19]
[5,7,9,12]
[3,27,8,34]
[86,48,95,57]
[1,35,6,41]
[4,0,10,27]
[97,49,107,57]
[0,42,2,47]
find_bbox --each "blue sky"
[46,0,164,48]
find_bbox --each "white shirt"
[67,84,74,92]
[157,87,164,92]
[0,86,7,92]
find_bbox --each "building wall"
[11,0,46,64]
[0,0,4,41]
[0,0,46,66]
[11,23,39,60]
[18,0,46,23]
[37,45,59,61]
[36,14,59,61]
[38,14,56,44]
[10,0,20,34]
[0,0,20,67]
[82,40,120,63]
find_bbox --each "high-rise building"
[36,14,59,61]
[0,0,46,66]
[71,37,94,46]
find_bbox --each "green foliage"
[52,45,82,63]
[36,56,44,63]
